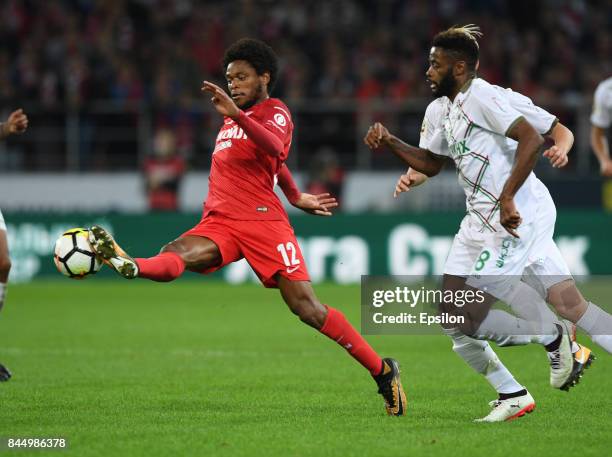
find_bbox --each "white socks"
[444,327,523,394]
[442,279,563,396]
[506,281,559,334]
[474,310,557,347]
[472,280,562,347]
[576,302,612,354]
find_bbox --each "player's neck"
[449,76,475,101]
[241,94,270,111]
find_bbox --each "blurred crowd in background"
[0,0,609,206]
[0,0,608,107]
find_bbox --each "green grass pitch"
[1,280,610,456]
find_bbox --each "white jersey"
[419,78,557,233]
[591,77,612,129]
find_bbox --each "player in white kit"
[0,108,29,381]
[365,25,612,421]
[395,91,593,422]
[590,77,612,177]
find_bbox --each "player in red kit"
[88,38,407,416]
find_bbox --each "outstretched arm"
[364,122,446,177]
[0,109,28,140]
[277,164,338,216]
[201,81,284,157]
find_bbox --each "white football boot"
[88,225,139,279]
[547,323,574,389]
[474,391,535,423]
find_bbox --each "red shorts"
[181,214,310,288]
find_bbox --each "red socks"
[320,306,383,376]
[133,258,383,376]
[135,252,185,282]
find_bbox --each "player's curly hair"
[432,24,482,70]
[223,38,279,93]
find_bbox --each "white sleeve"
[468,82,524,137]
[419,101,450,156]
[418,107,436,149]
[590,82,611,128]
[424,128,450,157]
[506,88,557,134]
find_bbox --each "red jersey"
[204,98,294,221]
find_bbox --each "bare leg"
[160,235,223,272]
[276,275,408,415]
[276,277,327,329]
[0,229,11,308]
[0,228,12,380]
[133,235,223,282]
[0,229,9,283]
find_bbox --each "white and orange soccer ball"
[53,228,102,279]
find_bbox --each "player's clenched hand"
[5,109,28,135]
[292,192,338,216]
[364,122,391,149]
[201,81,240,119]
[499,197,522,238]
[393,169,428,198]
[542,145,568,168]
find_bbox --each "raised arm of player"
[398,123,571,199]
[201,81,284,157]
[591,125,612,177]
[500,118,545,237]
[0,109,28,140]
[543,122,573,168]
[364,122,447,177]
[277,164,338,216]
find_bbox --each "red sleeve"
[277,164,301,204]
[234,110,285,157]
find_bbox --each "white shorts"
[443,192,571,300]
[0,209,5,232]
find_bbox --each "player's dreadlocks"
[432,24,482,71]
[223,38,279,93]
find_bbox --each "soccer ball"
[54,228,102,279]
